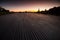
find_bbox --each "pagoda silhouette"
[37,9,40,13]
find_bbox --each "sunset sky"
[0,0,60,12]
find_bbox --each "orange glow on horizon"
[10,9,38,12]
[9,8,48,12]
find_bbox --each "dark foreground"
[0,13,60,40]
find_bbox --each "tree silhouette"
[0,6,11,16]
[48,6,60,16]
[40,6,60,16]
